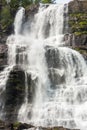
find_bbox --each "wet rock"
[49,68,65,86]
[2,66,25,122]
[0,65,36,122]
[45,47,61,69]
[0,44,7,71]
[0,120,80,130]
[16,123,33,130]
[74,34,87,46]
[0,120,5,129]
[22,4,39,35]
[45,46,66,87]
[0,35,8,45]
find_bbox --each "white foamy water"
[0,3,87,130]
[14,7,25,35]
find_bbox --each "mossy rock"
[13,122,22,129]
[74,31,87,36]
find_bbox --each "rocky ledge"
[0,120,80,130]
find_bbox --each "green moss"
[73,47,87,56]
[69,13,87,18]
[74,31,87,36]
[69,12,87,34]
[13,122,21,129]
[0,5,13,33]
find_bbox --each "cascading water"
[0,3,87,130]
[14,7,25,35]
[18,4,87,130]
[0,7,25,119]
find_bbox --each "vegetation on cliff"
[68,0,87,36]
[69,13,87,36]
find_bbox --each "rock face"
[0,65,36,122]
[68,0,87,46]
[0,44,7,71]
[1,66,25,122]
[45,47,65,87]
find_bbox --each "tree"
[0,5,12,33]
[41,0,55,4]
[21,0,33,6]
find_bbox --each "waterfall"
[0,7,25,119]
[0,3,87,130]
[0,7,25,93]
[14,7,25,35]
[17,4,87,130]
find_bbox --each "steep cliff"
[68,0,87,46]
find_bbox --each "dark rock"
[10,123,14,130]
[68,0,87,13]
[45,46,66,88]
[0,45,8,57]
[2,66,25,122]
[0,35,8,44]
[74,34,87,46]
[0,120,5,129]
[0,65,36,122]
[0,44,7,71]
[25,4,39,19]
[64,34,87,46]
[49,68,65,86]
[0,120,80,130]
[45,47,61,69]
[22,4,39,35]
[16,123,33,130]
